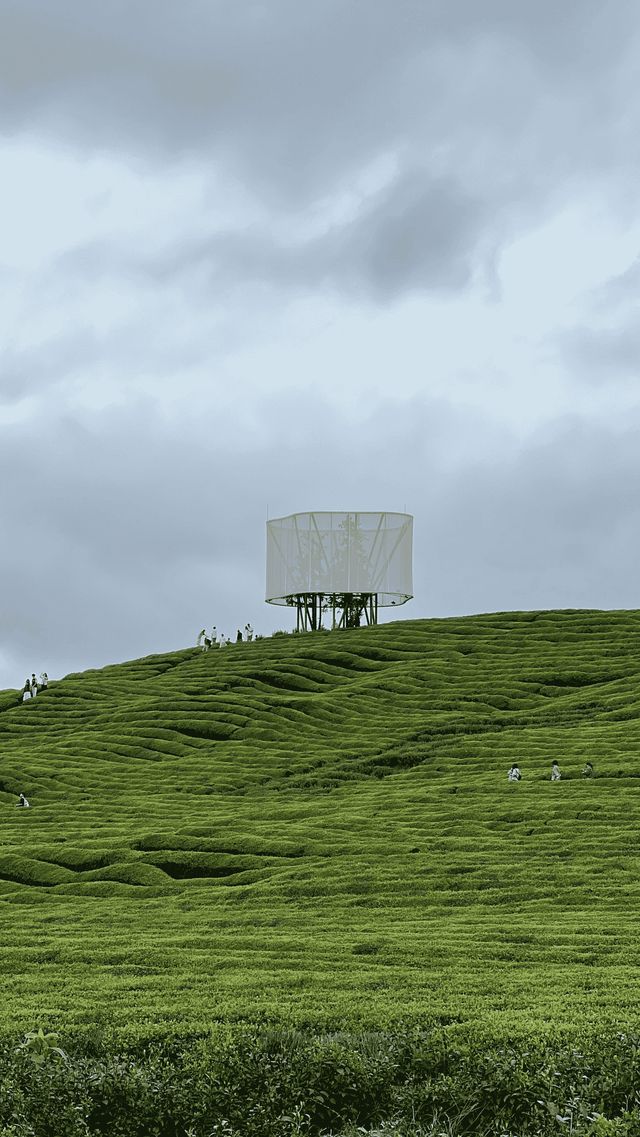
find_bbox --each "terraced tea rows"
[1,609,640,1036]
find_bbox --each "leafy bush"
[2,1028,640,1136]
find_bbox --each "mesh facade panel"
[266,512,413,605]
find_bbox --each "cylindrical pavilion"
[266,511,413,630]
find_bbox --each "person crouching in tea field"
[16,793,30,808]
[508,764,521,782]
[551,761,561,781]
[582,761,594,778]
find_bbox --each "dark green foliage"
[3,1027,640,1135]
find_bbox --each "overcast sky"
[1,0,640,688]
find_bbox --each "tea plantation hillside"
[2,609,640,1039]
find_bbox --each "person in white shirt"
[39,672,48,689]
[17,793,30,808]
[245,624,254,642]
[507,764,521,782]
[551,761,561,781]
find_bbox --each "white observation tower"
[266,511,413,631]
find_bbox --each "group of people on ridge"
[18,672,47,802]
[508,760,594,782]
[197,625,253,651]
[21,672,48,702]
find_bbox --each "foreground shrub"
[2,1025,640,1136]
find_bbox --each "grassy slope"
[1,609,639,1038]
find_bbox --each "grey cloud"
[3,0,640,693]
[0,322,216,405]
[557,322,640,384]
[2,0,639,308]
[2,392,640,689]
[600,258,640,303]
[423,416,640,616]
[553,253,640,385]
[0,387,504,687]
[1,1,638,206]
[333,172,486,299]
[0,391,446,686]
[0,331,102,404]
[36,167,487,305]
[116,168,488,302]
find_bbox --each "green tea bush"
[2,1028,640,1136]
[4,610,640,1123]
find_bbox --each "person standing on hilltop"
[245,623,254,642]
[508,764,521,782]
[22,678,32,702]
[31,674,38,697]
[197,629,212,651]
[236,629,243,643]
[210,627,217,646]
[39,672,48,690]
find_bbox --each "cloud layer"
[1,1,640,687]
